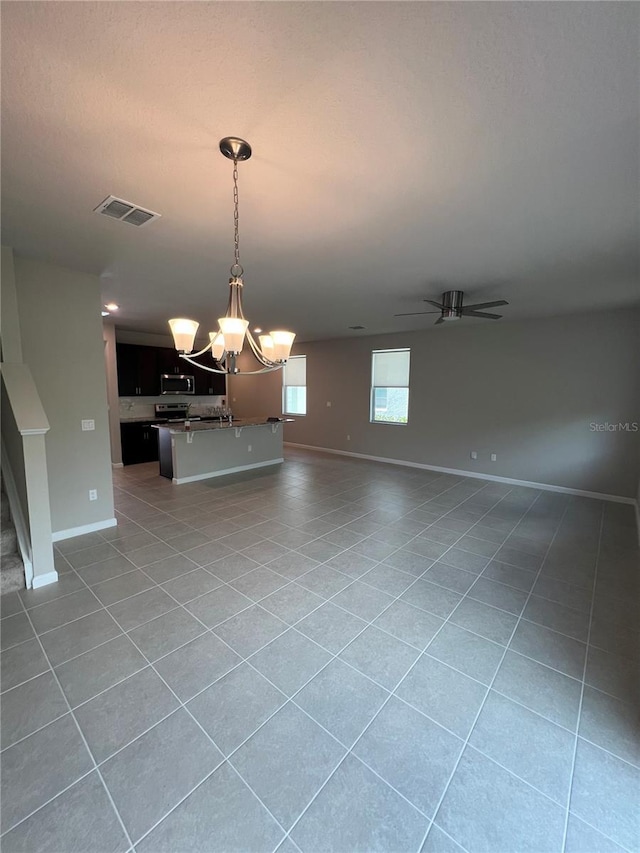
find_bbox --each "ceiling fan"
[395,290,508,325]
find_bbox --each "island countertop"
[155,416,292,483]
[153,417,294,433]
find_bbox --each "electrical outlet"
[347,435,351,441]
[82,419,95,431]
[470,451,478,460]
[491,453,497,462]
[326,401,332,407]
[88,489,97,501]
[248,444,252,452]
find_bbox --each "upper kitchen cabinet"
[115,342,226,397]
[116,344,159,396]
[193,359,227,396]
[157,346,184,375]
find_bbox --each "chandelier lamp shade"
[168,137,296,375]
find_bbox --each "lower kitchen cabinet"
[120,422,159,465]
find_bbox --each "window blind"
[283,355,306,386]
[371,349,410,387]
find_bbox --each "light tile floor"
[1,447,638,852]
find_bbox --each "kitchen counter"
[153,417,292,483]
[120,416,168,423]
[154,417,293,433]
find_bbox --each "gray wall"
[227,350,284,420]
[13,255,115,533]
[231,309,640,499]
[1,246,23,362]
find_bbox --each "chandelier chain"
[231,158,243,277]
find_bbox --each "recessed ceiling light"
[101,311,110,317]
[105,303,119,311]
[253,327,262,334]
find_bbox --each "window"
[371,348,410,424]
[283,355,306,415]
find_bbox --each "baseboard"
[112,462,124,468]
[284,442,636,505]
[635,500,640,548]
[1,438,34,587]
[32,570,59,589]
[173,458,284,485]
[52,517,118,542]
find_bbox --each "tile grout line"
[2,483,606,669]
[559,501,604,853]
[2,597,136,850]
[2,546,598,665]
[270,483,527,850]
[4,559,609,681]
[51,576,296,850]
[415,493,577,850]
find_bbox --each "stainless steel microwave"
[160,374,195,395]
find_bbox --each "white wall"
[13,255,115,534]
[231,309,640,499]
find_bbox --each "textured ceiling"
[1,1,638,341]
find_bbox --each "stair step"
[1,500,10,524]
[0,481,23,587]
[1,552,25,595]
[1,527,18,557]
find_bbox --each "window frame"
[282,354,307,416]
[370,348,410,425]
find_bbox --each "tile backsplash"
[119,395,226,419]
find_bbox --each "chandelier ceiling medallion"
[169,137,295,375]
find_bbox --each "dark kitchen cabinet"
[116,343,226,397]
[193,361,227,396]
[116,344,159,396]
[116,344,140,396]
[157,347,184,376]
[138,347,159,395]
[120,422,159,465]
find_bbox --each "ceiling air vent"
[93,195,161,227]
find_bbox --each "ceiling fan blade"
[463,310,503,319]
[462,300,508,311]
[423,299,445,309]
[394,311,442,317]
[434,316,445,325]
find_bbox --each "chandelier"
[169,137,295,375]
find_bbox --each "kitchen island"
[154,418,292,483]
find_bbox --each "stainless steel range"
[154,403,193,422]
